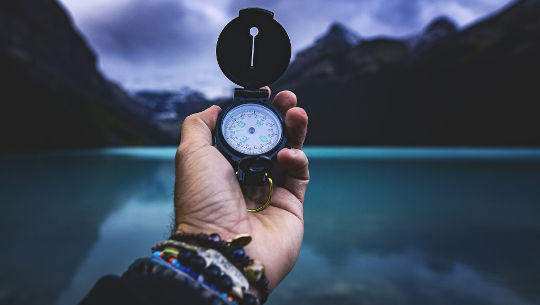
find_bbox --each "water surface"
[1,147,539,305]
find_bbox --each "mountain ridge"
[272,0,540,146]
[1,0,539,150]
[0,0,175,152]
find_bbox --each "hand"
[173,88,309,293]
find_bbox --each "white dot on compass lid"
[250,27,259,36]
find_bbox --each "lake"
[1,147,539,305]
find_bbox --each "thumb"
[180,105,221,147]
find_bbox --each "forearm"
[80,258,220,305]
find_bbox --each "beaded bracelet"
[152,250,258,305]
[165,233,270,303]
[167,233,252,268]
[156,241,249,297]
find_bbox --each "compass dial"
[221,103,283,155]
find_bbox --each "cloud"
[226,0,511,48]
[60,0,236,97]
[59,0,512,97]
[77,0,212,63]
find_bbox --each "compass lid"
[216,8,291,89]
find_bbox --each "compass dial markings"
[221,103,282,155]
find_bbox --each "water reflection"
[274,247,535,305]
[299,159,540,305]
[0,148,539,305]
[56,199,171,305]
[0,153,174,305]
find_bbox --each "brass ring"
[247,173,273,213]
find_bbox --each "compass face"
[221,103,283,155]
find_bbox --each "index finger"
[179,105,221,148]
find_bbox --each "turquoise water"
[1,147,539,305]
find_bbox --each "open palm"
[174,89,309,293]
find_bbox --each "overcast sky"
[59,0,513,98]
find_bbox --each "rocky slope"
[134,88,227,138]
[273,0,540,146]
[0,0,174,152]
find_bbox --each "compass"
[214,8,291,186]
[220,103,283,156]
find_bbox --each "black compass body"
[215,8,291,186]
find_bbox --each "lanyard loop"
[235,156,274,213]
[247,173,273,213]
[237,156,272,186]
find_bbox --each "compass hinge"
[234,88,269,99]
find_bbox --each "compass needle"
[250,27,259,68]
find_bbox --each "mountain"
[273,0,540,146]
[277,22,409,94]
[408,16,458,50]
[287,22,361,76]
[134,88,227,138]
[0,0,175,152]
[2,0,539,150]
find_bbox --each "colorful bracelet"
[162,232,270,303]
[156,241,249,297]
[152,250,258,305]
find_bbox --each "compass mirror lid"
[216,8,291,89]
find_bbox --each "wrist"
[174,225,242,242]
